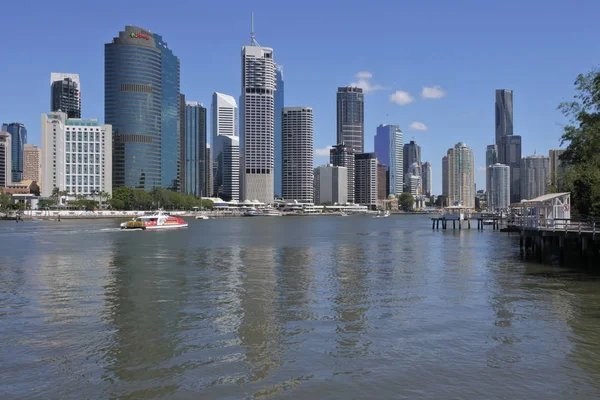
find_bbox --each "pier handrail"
[511,215,596,234]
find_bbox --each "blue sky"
[1,0,599,194]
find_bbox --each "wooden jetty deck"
[431,213,502,230]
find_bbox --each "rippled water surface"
[1,215,600,399]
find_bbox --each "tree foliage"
[559,69,600,216]
[109,187,213,210]
[0,189,11,211]
[398,192,414,210]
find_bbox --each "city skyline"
[1,1,592,195]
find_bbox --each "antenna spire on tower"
[250,12,260,46]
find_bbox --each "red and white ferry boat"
[120,210,188,230]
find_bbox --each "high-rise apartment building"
[282,107,313,202]
[178,93,186,192]
[486,144,498,166]
[184,102,207,197]
[355,152,378,208]
[337,87,364,153]
[495,89,513,146]
[23,144,41,184]
[374,124,403,195]
[549,149,567,191]
[406,174,421,200]
[206,144,213,198]
[377,163,388,200]
[211,92,238,199]
[403,140,421,191]
[41,112,112,198]
[4,123,27,182]
[314,165,348,205]
[241,41,276,203]
[421,161,432,197]
[105,26,180,190]
[51,73,81,119]
[446,142,475,208]
[0,131,11,187]
[520,155,549,200]
[442,155,448,197]
[274,65,284,197]
[487,163,510,211]
[330,143,355,203]
[499,135,522,203]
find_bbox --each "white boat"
[263,209,282,217]
[339,212,348,217]
[244,209,263,216]
[383,211,390,218]
[482,219,495,225]
[195,214,210,220]
[120,210,188,230]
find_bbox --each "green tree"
[398,192,414,210]
[109,198,125,210]
[133,189,153,209]
[558,69,600,216]
[100,191,111,209]
[0,189,11,211]
[112,186,135,210]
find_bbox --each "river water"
[1,215,600,399]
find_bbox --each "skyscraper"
[178,93,186,192]
[549,149,567,191]
[241,33,276,203]
[4,123,27,182]
[313,165,347,205]
[442,155,448,197]
[330,143,355,203]
[495,89,513,146]
[336,87,364,153]
[23,144,41,184]
[499,135,522,203]
[520,155,549,200]
[446,142,475,208]
[105,26,180,190]
[211,92,238,198]
[374,124,403,195]
[51,73,81,118]
[274,64,284,197]
[421,161,432,197]
[355,153,378,208]
[403,140,421,191]
[206,144,213,197]
[377,162,388,200]
[184,102,207,197]
[486,144,498,166]
[0,131,11,187]
[487,163,510,211]
[282,107,314,202]
[215,135,240,201]
[40,112,112,198]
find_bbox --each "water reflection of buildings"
[274,247,315,323]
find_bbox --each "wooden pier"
[431,213,502,230]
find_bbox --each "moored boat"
[120,210,188,230]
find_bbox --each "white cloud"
[421,85,446,99]
[355,71,373,79]
[408,121,428,131]
[477,166,487,172]
[349,71,388,93]
[389,90,414,105]
[314,146,332,157]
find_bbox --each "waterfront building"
[487,163,510,211]
[498,134,522,203]
[40,112,112,198]
[22,144,41,186]
[549,149,567,191]
[330,143,355,203]
[520,154,549,200]
[274,65,284,197]
[282,107,313,202]
[241,35,276,204]
[50,73,81,118]
[442,155,448,197]
[486,144,498,166]
[374,124,403,195]
[495,89,513,146]
[105,25,180,190]
[446,142,475,208]
[377,162,388,200]
[0,131,11,187]
[3,123,27,182]
[215,135,240,200]
[422,161,432,196]
[337,87,364,153]
[178,93,186,192]
[211,92,238,198]
[184,102,207,197]
[313,164,347,205]
[405,173,421,200]
[355,152,378,209]
[403,140,421,191]
[206,144,213,197]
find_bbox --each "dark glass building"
[51,74,81,118]
[4,122,27,182]
[336,87,364,153]
[184,102,207,197]
[105,26,180,190]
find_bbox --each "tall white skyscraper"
[487,163,510,211]
[282,107,313,202]
[241,35,276,203]
[374,124,403,195]
[211,92,239,199]
[41,112,112,198]
[446,142,475,208]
